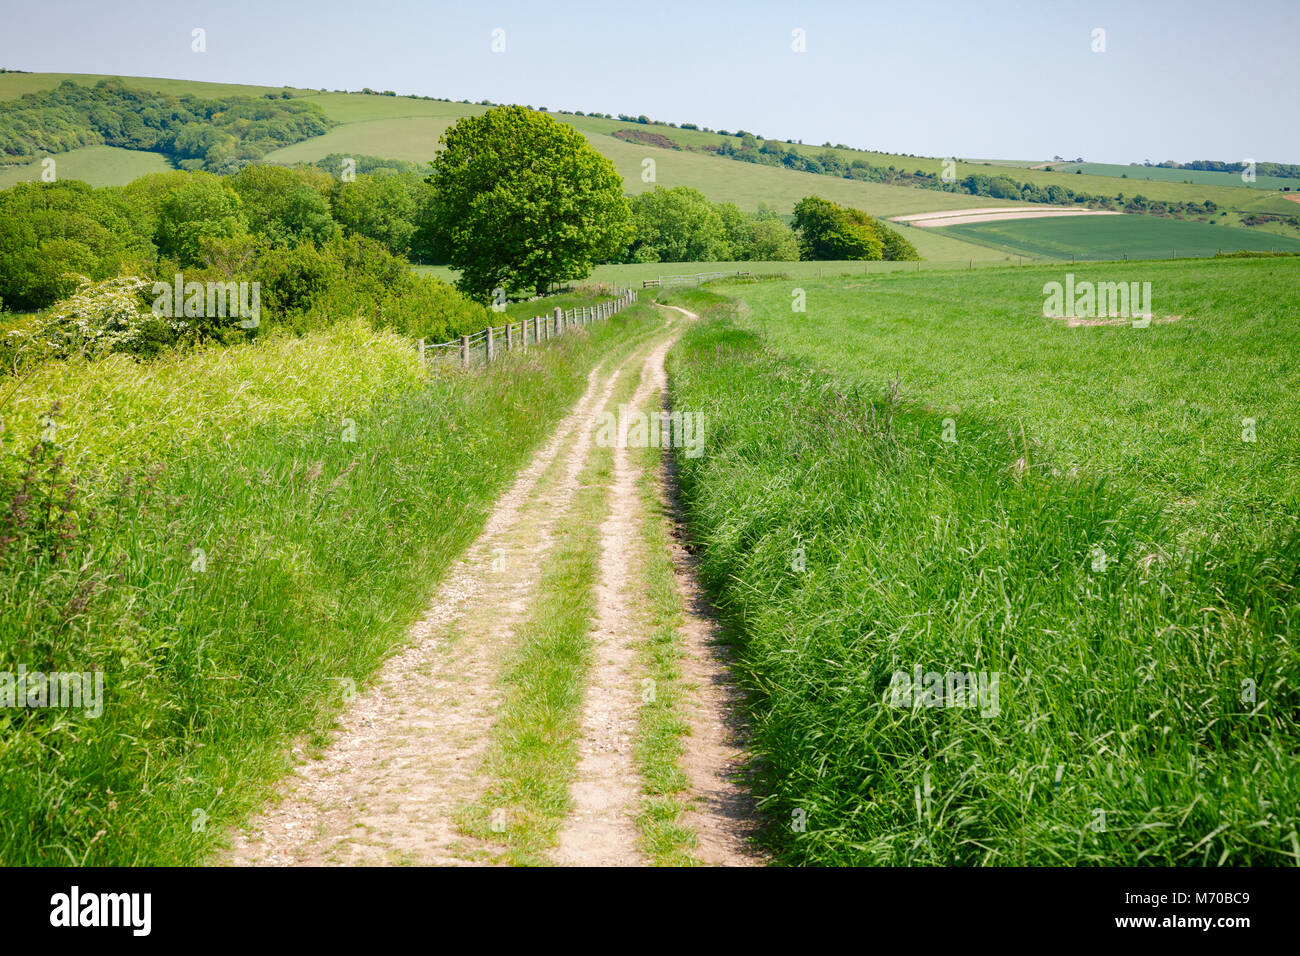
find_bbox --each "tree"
[792,196,882,260]
[425,106,632,299]
[626,187,729,262]
[154,174,247,266]
[229,164,337,247]
[713,202,752,260]
[791,196,917,261]
[747,217,800,260]
[331,172,421,257]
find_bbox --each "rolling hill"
[2,71,1295,263]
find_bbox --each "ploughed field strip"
[890,206,1123,228]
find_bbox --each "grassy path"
[224,309,764,867]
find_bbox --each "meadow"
[0,305,658,865]
[1061,161,1297,192]
[0,144,169,188]
[658,258,1300,864]
[937,214,1300,260]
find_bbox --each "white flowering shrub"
[23,276,173,361]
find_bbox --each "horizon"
[2,0,1297,165]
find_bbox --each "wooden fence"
[642,270,751,288]
[420,289,639,369]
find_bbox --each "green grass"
[0,320,425,475]
[261,116,455,166]
[656,258,1300,865]
[456,420,614,866]
[1062,162,1298,193]
[938,214,1300,260]
[457,324,656,864]
[630,371,698,866]
[0,311,652,866]
[0,144,171,188]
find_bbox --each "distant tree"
[155,175,247,266]
[229,164,336,247]
[626,187,729,262]
[424,106,631,299]
[746,217,800,260]
[331,172,422,257]
[792,196,916,261]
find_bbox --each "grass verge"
[0,310,650,865]
[658,281,1299,866]
[629,377,699,866]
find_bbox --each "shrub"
[22,276,170,360]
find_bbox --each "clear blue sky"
[3,0,1296,164]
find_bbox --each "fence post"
[460,334,470,368]
[418,337,426,368]
[520,318,528,351]
[554,307,562,336]
[486,326,495,363]
[506,322,514,352]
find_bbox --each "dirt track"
[225,306,763,867]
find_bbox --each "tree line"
[0,107,918,367]
[0,79,333,173]
[710,135,1222,220]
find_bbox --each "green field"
[938,214,1300,260]
[552,112,1298,217]
[1060,162,1297,192]
[657,257,1300,865]
[0,144,171,188]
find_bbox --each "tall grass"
[0,309,652,865]
[661,267,1300,865]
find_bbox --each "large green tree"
[792,196,882,260]
[0,181,154,310]
[229,164,337,247]
[792,195,918,261]
[425,106,631,299]
[153,173,247,266]
[626,186,729,263]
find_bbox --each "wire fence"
[419,289,639,369]
[642,270,752,288]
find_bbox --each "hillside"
[2,72,1296,264]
